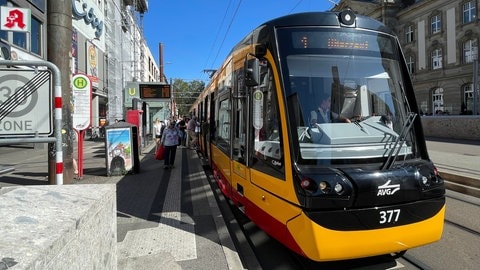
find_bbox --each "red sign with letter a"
[1,6,31,32]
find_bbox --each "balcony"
[123,0,148,13]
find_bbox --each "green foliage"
[172,79,205,116]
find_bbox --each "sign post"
[72,73,92,179]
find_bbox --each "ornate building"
[334,0,480,115]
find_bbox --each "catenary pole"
[47,0,74,184]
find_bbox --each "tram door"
[231,67,250,204]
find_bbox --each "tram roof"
[261,11,393,35]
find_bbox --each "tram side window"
[216,97,231,154]
[251,64,284,179]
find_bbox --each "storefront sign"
[72,0,104,38]
[1,6,31,32]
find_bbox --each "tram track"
[444,219,480,237]
[400,253,433,270]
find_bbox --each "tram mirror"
[245,58,260,87]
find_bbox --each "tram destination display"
[139,83,171,99]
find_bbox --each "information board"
[139,83,171,99]
[72,73,92,131]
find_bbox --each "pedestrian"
[160,121,180,169]
[176,117,187,147]
[186,116,198,148]
[153,118,163,149]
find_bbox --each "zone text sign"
[0,69,52,136]
[139,83,171,99]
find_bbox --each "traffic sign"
[0,69,52,136]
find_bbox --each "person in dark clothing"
[176,118,187,147]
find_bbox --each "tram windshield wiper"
[352,120,368,134]
[381,112,416,170]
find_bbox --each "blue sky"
[143,0,334,83]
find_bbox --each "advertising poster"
[105,127,132,175]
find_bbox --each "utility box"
[127,109,143,156]
[104,122,139,176]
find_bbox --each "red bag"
[155,145,165,160]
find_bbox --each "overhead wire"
[202,0,234,81]
[210,0,243,70]
[201,0,243,82]
[289,0,304,13]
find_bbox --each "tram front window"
[279,28,417,165]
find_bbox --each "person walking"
[160,121,180,169]
[153,119,164,150]
[176,117,187,147]
[186,116,198,148]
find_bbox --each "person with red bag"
[159,121,180,169]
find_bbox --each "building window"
[464,39,478,63]
[432,88,444,115]
[406,54,415,74]
[432,48,443,69]
[13,31,26,49]
[431,14,441,34]
[463,1,477,24]
[463,84,474,114]
[405,25,414,43]
[31,17,41,55]
[0,1,44,57]
[0,0,7,41]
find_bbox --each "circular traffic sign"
[0,74,39,117]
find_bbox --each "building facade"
[0,0,47,62]
[334,0,480,116]
[1,0,159,131]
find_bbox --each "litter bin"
[104,122,140,176]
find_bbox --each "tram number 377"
[379,209,401,224]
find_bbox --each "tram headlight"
[417,165,444,190]
[296,171,353,197]
[319,181,330,193]
[301,177,317,191]
[334,183,344,194]
[422,175,429,186]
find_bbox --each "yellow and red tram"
[191,10,445,261]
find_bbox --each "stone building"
[333,0,480,116]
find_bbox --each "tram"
[192,10,445,261]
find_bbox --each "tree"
[172,79,205,116]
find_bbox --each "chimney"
[159,42,165,82]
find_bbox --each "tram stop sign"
[72,74,92,131]
[0,69,52,137]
